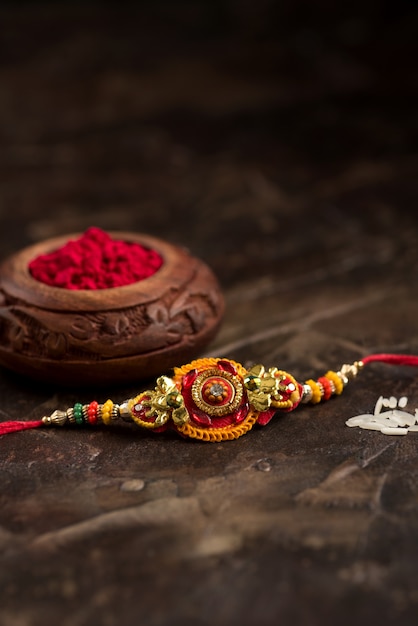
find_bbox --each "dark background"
[0,2,417,625]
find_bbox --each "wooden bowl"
[0,232,224,386]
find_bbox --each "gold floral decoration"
[134,376,189,427]
[244,364,293,412]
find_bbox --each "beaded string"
[0,354,417,441]
[43,399,119,428]
[303,361,361,404]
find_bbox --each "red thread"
[362,354,418,368]
[29,227,163,290]
[0,420,44,435]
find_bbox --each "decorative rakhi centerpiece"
[126,357,320,441]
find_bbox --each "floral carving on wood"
[0,281,222,361]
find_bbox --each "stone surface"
[0,2,417,625]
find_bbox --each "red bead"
[318,377,332,401]
[87,400,99,425]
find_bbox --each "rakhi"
[1,352,418,440]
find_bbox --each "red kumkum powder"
[29,227,163,290]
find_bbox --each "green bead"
[74,402,84,425]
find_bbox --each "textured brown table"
[0,3,417,625]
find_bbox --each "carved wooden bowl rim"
[0,231,193,311]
